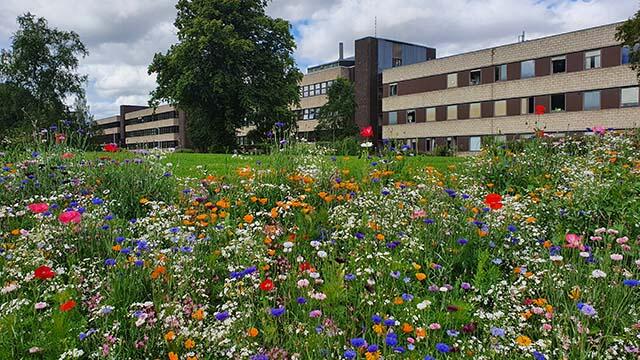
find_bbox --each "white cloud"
[0,0,637,118]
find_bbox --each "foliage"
[0,13,88,133]
[148,0,302,152]
[316,77,358,141]
[616,10,640,80]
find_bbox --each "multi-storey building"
[380,22,639,153]
[238,38,435,144]
[94,104,189,149]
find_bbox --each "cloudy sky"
[0,0,637,119]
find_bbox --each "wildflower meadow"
[1,126,640,360]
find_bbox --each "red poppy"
[55,133,66,144]
[534,105,546,115]
[34,265,55,280]
[484,193,503,210]
[360,126,374,138]
[59,299,76,312]
[299,262,312,272]
[28,203,49,214]
[58,210,82,224]
[103,143,119,152]
[61,152,75,159]
[259,278,274,291]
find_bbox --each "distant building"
[238,38,436,144]
[93,104,189,149]
[381,22,639,153]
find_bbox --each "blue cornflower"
[401,293,414,302]
[270,306,285,317]
[508,224,517,232]
[490,327,505,337]
[367,344,379,353]
[355,232,365,239]
[344,349,357,359]
[383,319,395,326]
[350,338,366,347]
[457,238,468,245]
[215,311,230,321]
[104,258,116,267]
[296,297,307,304]
[91,197,104,205]
[447,329,460,337]
[371,314,382,324]
[344,274,356,281]
[623,279,640,287]
[533,351,546,360]
[435,343,450,353]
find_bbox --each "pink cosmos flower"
[62,152,75,159]
[27,203,49,214]
[610,254,623,261]
[411,209,426,219]
[58,210,82,224]
[309,310,322,318]
[565,233,584,251]
[429,323,441,330]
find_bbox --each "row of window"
[127,140,178,149]
[125,126,180,138]
[124,111,179,126]
[387,86,639,124]
[299,80,335,98]
[388,46,633,96]
[95,121,120,130]
[296,107,322,121]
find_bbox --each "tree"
[315,77,358,141]
[616,10,640,80]
[148,0,302,152]
[0,13,88,132]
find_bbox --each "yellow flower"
[191,308,204,321]
[243,214,254,223]
[568,286,581,301]
[168,352,179,360]
[372,324,384,334]
[184,338,195,349]
[415,273,427,281]
[393,297,404,305]
[515,335,532,347]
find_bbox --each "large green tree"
[0,13,88,133]
[616,10,640,80]
[315,77,358,141]
[148,0,302,152]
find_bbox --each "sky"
[0,0,637,119]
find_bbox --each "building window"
[407,109,416,123]
[494,100,507,117]
[303,109,309,120]
[551,94,566,112]
[447,105,458,120]
[426,107,436,121]
[470,136,482,151]
[583,91,601,110]
[622,46,631,65]
[621,87,639,107]
[389,84,398,96]
[551,56,566,74]
[521,60,535,78]
[392,58,403,67]
[447,73,457,88]
[425,138,433,152]
[303,86,309,98]
[495,64,507,81]
[388,111,398,125]
[521,97,535,114]
[321,82,327,94]
[469,103,481,118]
[469,70,481,85]
[585,50,601,69]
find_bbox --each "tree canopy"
[616,10,640,81]
[0,13,88,133]
[315,77,358,141]
[148,0,302,152]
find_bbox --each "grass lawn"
[88,151,464,178]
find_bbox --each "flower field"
[1,131,640,360]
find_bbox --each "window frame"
[550,93,566,112]
[583,90,601,111]
[469,70,482,86]
[494,100,507,117]
[389,83,398,96]
[551,56,566,74]
[447,105,458,120]
[447,73,458,88]
[469,103,481,118]
[426,107,436,122]
[495,64,507,81]
[521,60,535,79]
[406,109,416,123]
[621,86,639,108]
[388,111,398,125]
[584,50,601,70]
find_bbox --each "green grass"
[87,151,463,178]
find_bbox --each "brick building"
[380,22,639,152]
